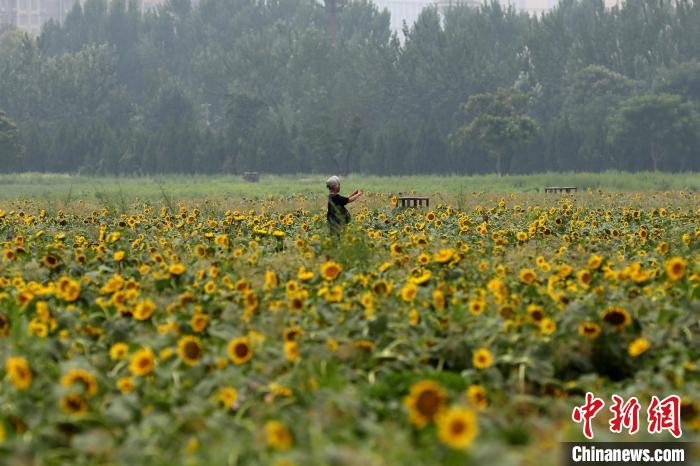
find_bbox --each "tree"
[562,65,637,169]
[451,87,539,176]
[607,93,700,171]
[0,111,24,171]
[654,60,700,103]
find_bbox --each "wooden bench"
[544,186,577,193]
[398,196,429,208]
[243,172,260,182]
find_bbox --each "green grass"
[0,171,697,202]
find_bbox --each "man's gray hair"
[326,175,340,190]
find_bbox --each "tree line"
[0,0,698,175]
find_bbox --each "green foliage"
[0,172,697,202]
[607,93,700,171]
[0,110,24,171]
[451,88,539,176]
[0,0,699,174]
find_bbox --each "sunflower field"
[0,189,698,465]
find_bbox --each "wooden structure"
[398,196,429,208]
[544,186,577,193]
[243,172,260,182]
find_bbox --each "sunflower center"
[605,311,626,326]
[235,343,249,358]
[66,396,83,411]
[416,390,441,417]
[450,419,466,435]
[184,341,201,359]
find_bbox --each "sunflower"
[133,299,157,321]
[0,313,8,337]
[169,263,186,276]
[60,394,88,415]
[283,326,303,343]
[265,420,292,450]
[28,319,48,337]
[284,341,300,362]
[287,292,306,311]
[436,406,479,450]
[539,317,557,335]
[628,337,650,357]
[177,336,204,365]
[578,321,602,339]
[404,380,447,428]
[665,257,686,282]
[297,267,314,281]
[214,234,230,249]
[5,356,32,390]
[60,368,98,397]
[203,280,217,294]
[472,348,494,369]
[433,248,456,264]
[320,261,342,281]
[129,347,155,376]
[432,289,446,310]
[588,255,603,270]
[285,280,299,294]
[527,304,545,323]
[519,268,537,285]
[468,300,485,315]
[498,304,514,319]
[323,285,343,303]
[56,277,80,302]
[41,254,60,269]
[371,280,392,296]
[227,337,253,365]
[243,290,259,312]
[577,269,592,288]
[264,270,278,289]
[466,385,488,409]
[217,386,238,409]
[117,376,134,394]
[558,264,573,278]
[601,306,632,331]
[400,283,417,302]
[191,313,208,332]
[409,269,432,285]
[194,245,207,257]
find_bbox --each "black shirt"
[327,193,351,226]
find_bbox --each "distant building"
[374,0,622,35]
[0,0,164,35]
[0,0,622,36]
[0,0,78,35]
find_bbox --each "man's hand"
[348,188,363,202]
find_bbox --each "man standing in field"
[326,175,362,238]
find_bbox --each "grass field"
[0,171,698,203]
[0,173,698,465]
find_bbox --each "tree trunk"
[325,0,337,45]
[495,153,502,177]
[650,143,662,172]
